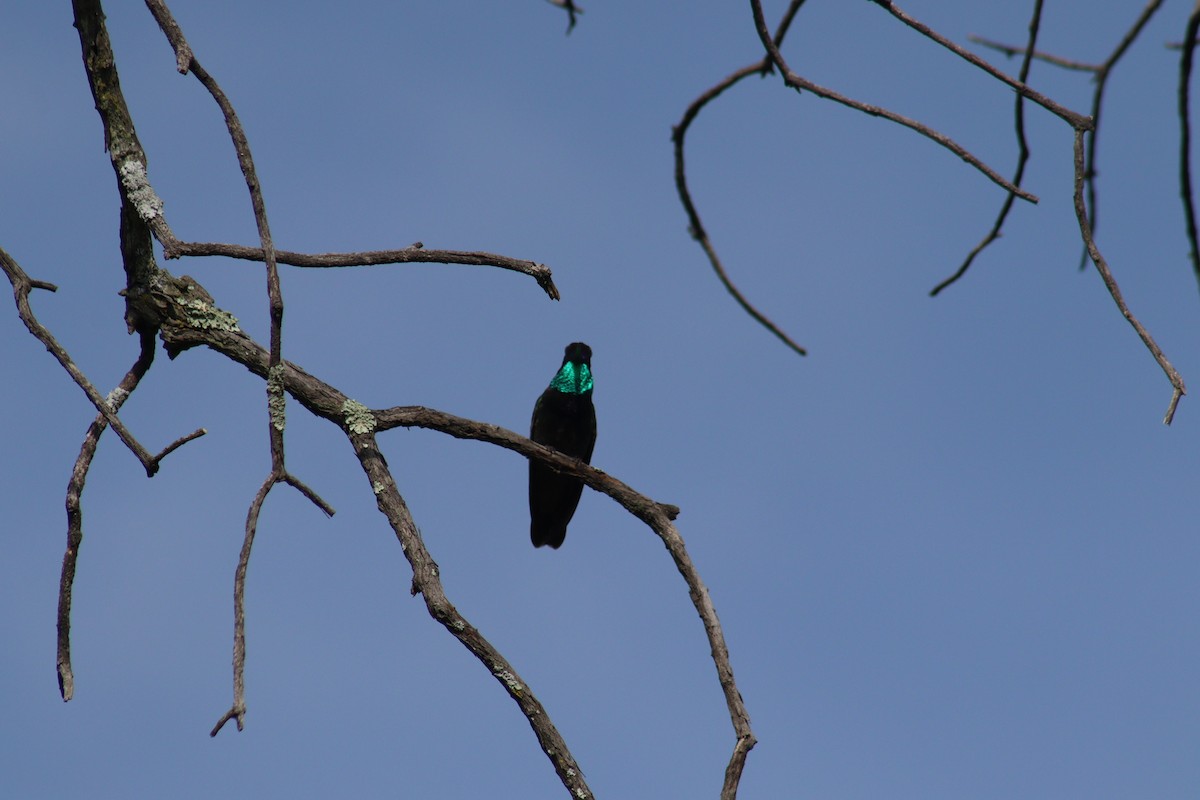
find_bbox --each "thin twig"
[1081,0,1167,269]
[58,329,158,702]
[152,427,208,467]
[143,0,289,468]
[963,2,1164,271]
[931,0,1045,296]
[867,0,1090,130]
[283,473,337,517]
[673,1,809,357]
[1,246,166,476]
[747,0,1041,202]
[210,474,274,736]
[166,240,562,301]
[969,35,1102,73]
[207,468,332,738]
[1071,129,1186,424]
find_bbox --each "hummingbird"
[529,342,597,548]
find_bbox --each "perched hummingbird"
[529,342,597,549]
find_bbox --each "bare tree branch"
[867,0,1090,130]
[351,429,594,796]
[58,328,159,702]
[1079,0,1166,269]
[1071,129,1186,424]
[931,0,1044,296]
[0,246,185,476]
[147,269,756,797]
[210,474,272,737]
[962,1,1166,271]
[166,240,562,301]
[969,34,1102,72]
[747,0,1041,202]
[143,0,291,484]
[673,0,809,357]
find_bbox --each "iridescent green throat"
[549,362,593,395]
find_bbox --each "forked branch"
[153,273,755,798]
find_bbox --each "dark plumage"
[529,342,597,548]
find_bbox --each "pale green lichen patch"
[179,296,239,332]
[492,664,523,694]
[372,481,386,495]
[267,364,286,431]
[342,399,376,434]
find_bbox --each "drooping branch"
[673,0,808,357]
[1070,129,1186,423]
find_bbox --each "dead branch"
[1070,129,1186,423]
[58,329,159,701]
[747,0,1040,202]
[673,0,808,357]
[152,269,755,797]
[166,240,562,301]
[931,0,1044,296]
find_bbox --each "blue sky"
[2,1,1198,797]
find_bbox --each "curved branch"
[673,1,809,357]
[373,410,758,797]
